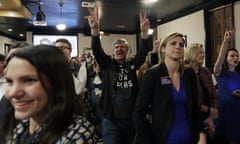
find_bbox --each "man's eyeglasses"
[58,46,70,50]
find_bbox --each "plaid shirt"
[6,116,96,144]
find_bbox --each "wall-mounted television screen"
[33,34,78,57]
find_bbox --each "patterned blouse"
[6,116,96,144]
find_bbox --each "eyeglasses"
[58,46,70,50]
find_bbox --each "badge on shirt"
[160,76,172,85]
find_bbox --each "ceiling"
[0,0,236,40]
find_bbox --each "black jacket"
[0,96,7,121]
[91,36,150,119]
[134,63,200,144]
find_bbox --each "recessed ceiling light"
[19,34,24,37]
[8,28,13,32]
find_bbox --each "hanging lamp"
[56,0,67,31]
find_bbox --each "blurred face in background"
[55,42,72,60]
[78,54,86,63]
[195,46,205,65]
[226,50,239,68]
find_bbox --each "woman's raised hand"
[223,28,235,43]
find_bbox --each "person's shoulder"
[71,115,95,133]
[146,63,161,74]
[143,63,168,79]
[200,66,211,73]
[58,115,96,143]
[182,66,195,76]
[73,115,95,129]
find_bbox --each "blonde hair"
[184,43,203,67]
[158,32,184,63]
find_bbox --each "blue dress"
[216,71,240,142]
[165,79,192,144]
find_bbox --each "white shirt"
[73,62,87,95]
[0,76,6,100]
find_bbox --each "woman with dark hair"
[214,29,240,144]
[0,45,95,143]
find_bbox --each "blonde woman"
[184,43,218,144]
[134,33,200,144]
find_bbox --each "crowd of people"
[0,3,239,144]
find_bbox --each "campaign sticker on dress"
[160,76,172,85]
